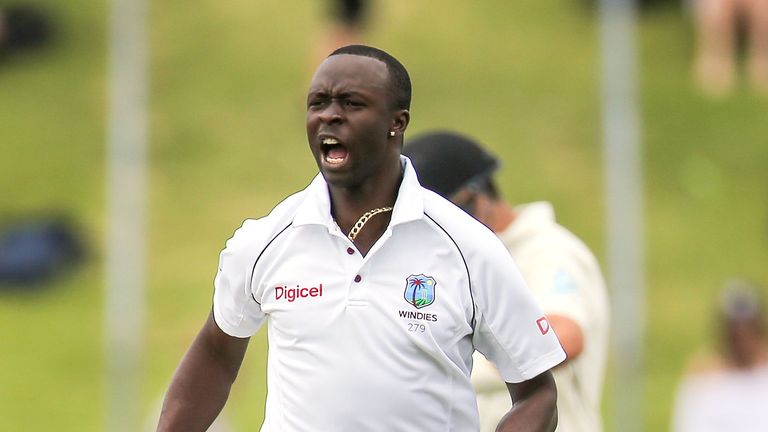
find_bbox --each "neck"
[487,199,517,233]
[329,159,402,238]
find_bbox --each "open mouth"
[321,137,348,166]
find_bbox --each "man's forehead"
[309,54,390,91]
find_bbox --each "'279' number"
[407,323,426,333]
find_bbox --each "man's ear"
[390,109,410,136]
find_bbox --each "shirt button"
[346,247,354,255]
[354,275,362,283]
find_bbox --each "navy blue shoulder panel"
[249,222,293,304]
[424,213,475,329]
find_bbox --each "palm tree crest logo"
[404,274,436,309]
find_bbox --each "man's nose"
[318,101,343,124]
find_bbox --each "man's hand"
[156,312,249,432]
[496,370,558,432]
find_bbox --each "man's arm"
[547,314,584,360]
[496,370,558,432]
[156,312,250,432]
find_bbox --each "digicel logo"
[275,284,323,302]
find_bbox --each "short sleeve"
[471,237,566,383]
[212,222,267,338]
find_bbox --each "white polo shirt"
[672,364,768,432]
[213,157,565,432]
[472,202,609,432]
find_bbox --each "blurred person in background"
[312,0,371,67]
[672,279,768,432]
[0,4,52,59]
[404,131,610,432]
[157,46,566,432]
[693,0,768,96]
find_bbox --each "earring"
[389,131,395,137]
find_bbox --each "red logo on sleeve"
[536,317,551,335]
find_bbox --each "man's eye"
[345,100,364,107]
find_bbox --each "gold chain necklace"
[347,207,393,241]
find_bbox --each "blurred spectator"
[404,131,610,432]
[0,4,53,59]
[672,279,768,431]
[693,0,768,96]
[312,0,371,68]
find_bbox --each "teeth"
[322,138,339,145]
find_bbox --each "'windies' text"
[398,310,438,322]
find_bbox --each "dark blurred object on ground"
[0,4,53,59]
[693,0,768,96]
[671,279,768,431]
[0,216,86,289]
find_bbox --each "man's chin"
[319,169,360,189]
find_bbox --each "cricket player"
[157,46,566,432]
[404,131,610,432]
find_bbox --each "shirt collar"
[497,201,556,243]
[293,155,425,229]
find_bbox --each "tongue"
[327,146,348,160]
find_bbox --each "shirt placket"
[331,225,394,308]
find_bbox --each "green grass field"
[1,0,766,430]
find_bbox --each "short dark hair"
[329,45,412,111]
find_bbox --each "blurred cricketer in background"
[404,131,610,432]
[672,280,768,432]
[156,46,567,431]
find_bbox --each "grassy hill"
[1,0,766,430]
